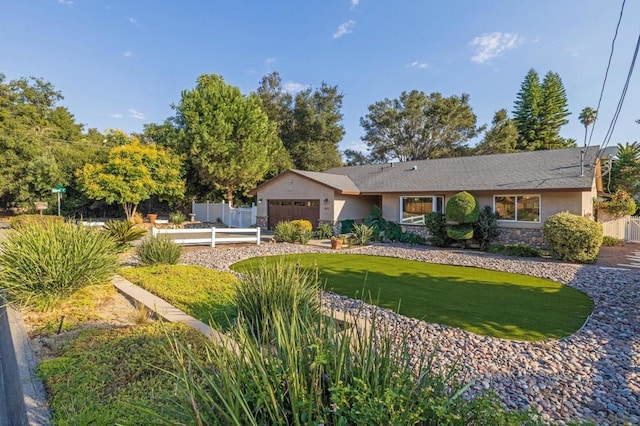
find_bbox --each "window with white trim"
[494,195,540,222]
[399,196,444,225]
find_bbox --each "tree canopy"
[512,69,574,151]
[75,133,185,219]
[578,107,597,147]
[474,109,518,155]
[257,71,344,171]
[360,91,483,162]
[608,142,640,200]
[0,74,112,212]
[170,74,291,205]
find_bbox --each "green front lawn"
[119,264,238,329]
[232,254,593,341]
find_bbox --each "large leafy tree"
[76,133,185,219]
[474,109,518,155]
[360,91,483,162]
[0,74,102,210]
[608,142,640,199]
[578,107,597,147]
[256,72,293,135]
[172,74,290,205]
[513,69,573,151]
[257,72,344,171]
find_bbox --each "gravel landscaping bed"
[182,242,640,425]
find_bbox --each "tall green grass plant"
[233,260,320,341]
[0,221,118,309]
[136,236,183,265]
[163,266,538,425]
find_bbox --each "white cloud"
[123,51,133,58]
[469,32,523,64]
[128,109,145,120]
[110,113,123,119]
[345,141,368,152]
[333,20,356,39]
[350,0,360,9]
[58,0,73,5]
[407,61,428,69]
[283,82,307,94]
[128,17,137,25]
[264,57,276,68]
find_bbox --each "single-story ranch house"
[250,146,609,246]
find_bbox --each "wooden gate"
[268,200,320,229]
[627,216,640,243]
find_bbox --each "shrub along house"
[250,146,608,247]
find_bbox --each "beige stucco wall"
[334,195,378,221]
[381,189,595,229]
[255,174,335,223]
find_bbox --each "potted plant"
[147,213,158,224]
[330,236,344,249]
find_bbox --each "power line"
[588,0,626,148]
[598,31,640,158]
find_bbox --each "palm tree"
[579,107,597,147]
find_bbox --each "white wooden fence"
[191,201,257,228]
[152,227,261,247]
[599,215,640,243]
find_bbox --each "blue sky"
[1,1,638,154]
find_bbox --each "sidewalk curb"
[0,299,51,425]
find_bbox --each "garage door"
[268,200,320,229]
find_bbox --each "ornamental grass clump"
[0,221,118,310]
[233,260,320,341]
[136,236,183,265]
[165,263,537,425]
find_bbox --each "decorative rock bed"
[182,243,640,425]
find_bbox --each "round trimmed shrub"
[543,212,603,263]
[445,191,479,224]
[446,224,474,241]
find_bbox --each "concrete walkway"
[597,243,640,269]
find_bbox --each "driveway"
[597,243,640,269]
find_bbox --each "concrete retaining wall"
[0,300,51,425]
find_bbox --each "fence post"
[256,227,261,246]
[152,227,158,238]
[211,227,216,248]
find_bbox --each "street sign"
[51,185,65,216]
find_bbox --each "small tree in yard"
[76,135,185,220]
[445,191,479,245]
[473,206,500,250]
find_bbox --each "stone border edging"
[0,299,51,426]
[111,275,241,353]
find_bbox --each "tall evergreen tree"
[578,107,597,147]
[512,69,574,150]
[512,69,542,151]
[538,71,573,149]
[474,109,518,155]
[171,74,291,205]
